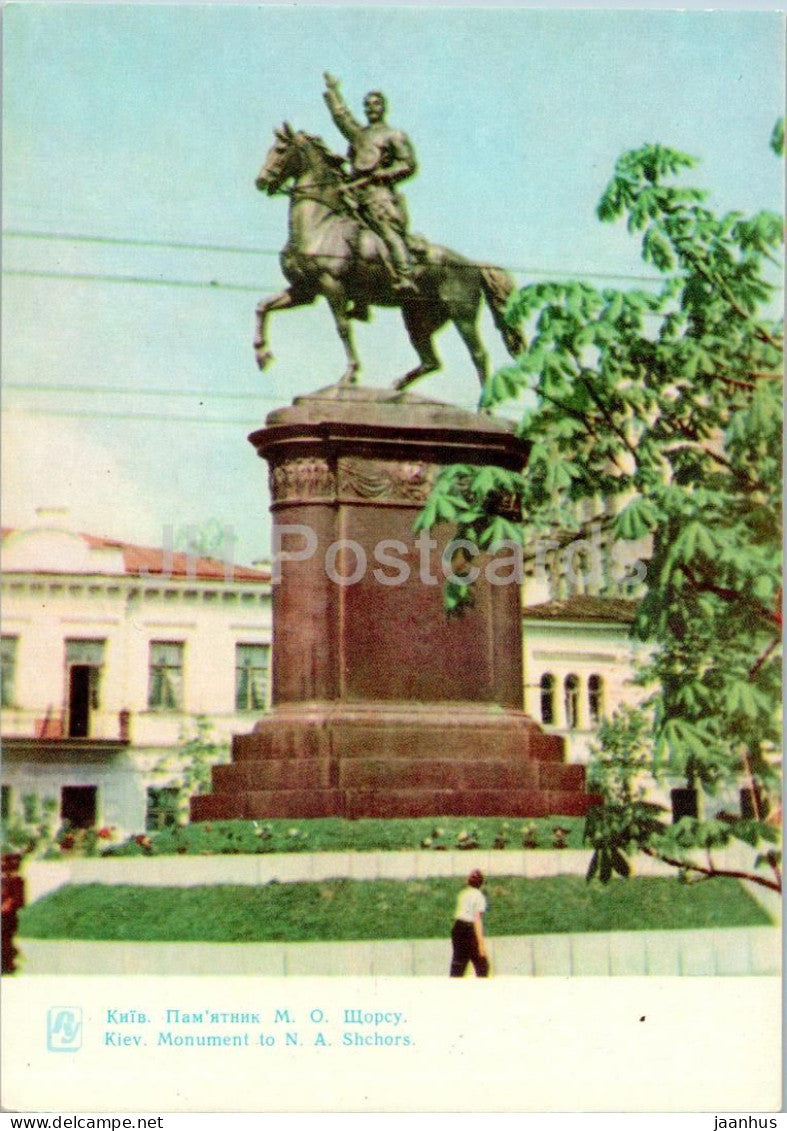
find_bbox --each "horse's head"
[255,122,301,195]
[256,123,345,196]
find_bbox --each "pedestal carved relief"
[269,458,335,504]
[338,458,435,505]
[269,456,436,507]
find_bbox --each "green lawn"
[19,876,771,943]
[104,815,586,857]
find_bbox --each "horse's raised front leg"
[320,275,360,386]
[254,288,312,371]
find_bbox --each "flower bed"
[100,816,586,857]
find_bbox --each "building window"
[564,674,580,730]
[568,547,590,596]
[146,787,180,831]
[148,642,184,710]
[61,785,97,829]
[235,644,270,711]
[65,639,105,738]
[588,674,604,725]
[539,673,555,725]
[1,636,18,708]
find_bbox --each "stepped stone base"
[190,703,599,820]
[191,387,600,824]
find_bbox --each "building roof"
[522,595,637,624]
[0,527,270,583]
[81,532,270,582]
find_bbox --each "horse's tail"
[479,266,526,359]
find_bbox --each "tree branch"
[576,369,640,460]
[711,359,783,388]
[715,374,756,391]
[534,387,632,479]
[694,260,783,350]
[659,208,784,349]
[681,566,782,627]
[750,370,783,381]
[750,637,780,679]
[537,387,597,432]
[641,845,782,892]
[662,441,733,471]
[661,441,766,492]
[768,854,782,887]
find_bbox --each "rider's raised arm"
[375,130,418,186]
[323,76,361,142]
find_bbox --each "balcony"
[0,708,131,755]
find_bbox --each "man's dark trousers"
[450,920,489,977]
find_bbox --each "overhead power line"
[3,226,674,284]
[4,229,782,323]
[4,382,487,413]
[0,264,688,305]
[4,381,275,401]
[4,400,484,426]
[3,383,494,426]
[3,406,265,427]
[3,268,267,294]
[4,228,280,258]
[6,258,784,300]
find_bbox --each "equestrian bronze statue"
[254,77,525,390]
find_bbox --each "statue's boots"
[393,274,419,295]
[350,300,370,321]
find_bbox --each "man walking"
[449,869,490,977]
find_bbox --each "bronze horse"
[254,123,525,389]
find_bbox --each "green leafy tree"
[1,794,59,857]
[152,717,230,823]
[421,136,782,891]
[174,518,235,561]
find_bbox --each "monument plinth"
[192,387,597,820]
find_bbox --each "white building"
[521,501,651,763]
[1,514,271,835]
[523,595,645,763]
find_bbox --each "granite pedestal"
[192,386,598,819]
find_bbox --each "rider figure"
[323,72,419,294]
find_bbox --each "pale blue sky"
[3,6,784,564]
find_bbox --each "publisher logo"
[47,1007,82,1052]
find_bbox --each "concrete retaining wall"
[16,925,780,977]
[25,849,678,904]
